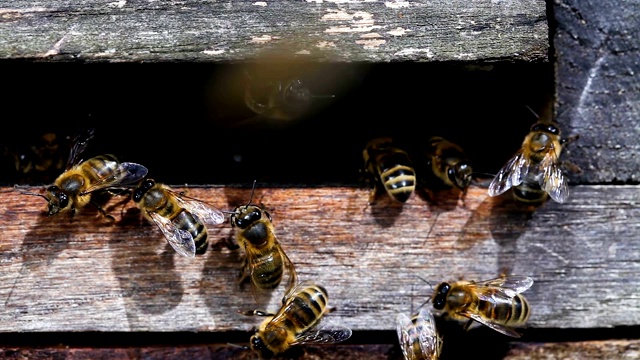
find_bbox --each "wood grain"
[1,339,639,359]
[0,0,547,63]
[1,185,638,333]
[553,0,640,184]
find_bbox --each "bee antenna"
[18,189,48,201]
[226,342,250,351]
[524,104,540,119]
[417,276,434,291]
[246,179,258,206]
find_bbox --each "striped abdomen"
[278,285,329,334]
[172,210,209,254]
[77,154,121,185]
[375,150,416,203]
[478,294,531,327]
[513,169,547,204]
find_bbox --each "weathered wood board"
[1,185,638,334]
[1,340,639,359]
[0,0,548,63]
[554,0,640,184]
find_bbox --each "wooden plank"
[0,0,548,62]
[553,0,640,184]
[1,185,638,333]
[1,340,640,359]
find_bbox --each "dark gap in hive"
[0,61,553,187]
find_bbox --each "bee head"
[45,185,69,215]
[132,178,155,203]
[432,282,451,310]
[231,205,270,229]
[250,332,276,359]
[448,162,473,191]
[531,122,559,135]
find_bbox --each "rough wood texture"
[1,185,638,333]
[2,340,640,359]
[554,0,640,184]
[0,0,548,63]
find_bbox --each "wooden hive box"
[0,0,638,359]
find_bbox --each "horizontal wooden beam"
[0,1,548,62]
[1,185,638,333]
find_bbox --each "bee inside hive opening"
[1,60,553,188]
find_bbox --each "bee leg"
[91,200,115,221]
[67,208,76,223]
[224,235,240,251]
[462,319,475,331]
[239,309,274,317]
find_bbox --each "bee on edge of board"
[239,281,352,359]
[362,137,417,204]
[397,307,443,360]
[431,274,533,338]
[20,128,148,221]
[131,178,226,257]
[227,184,298,302]
[488,119,578,205]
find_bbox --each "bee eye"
[264,211,272,222]
[235,209,261,229]
[546,124,559,134]
[531,123,543,132]
[142,179,155,191]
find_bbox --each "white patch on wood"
[394,48,434,58]
[384,1,410,9]
[455,53,475,60]
[356,36,386,49]
[578,54,607,120]
[95,49,117,57]
[387,27,410,36]
[322,10,381,33]
[107,0,127,8]
[252,1,268,6]
[250,35,275,43]
[295,50,311,55]
[316,41,336,48]
[203,49,225,55]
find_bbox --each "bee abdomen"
[81,155,120,181]
[507,294,531,325]
[252,254,284,289]
[286,286,328,330]
[513,182,547,204]
[174,211,208,254]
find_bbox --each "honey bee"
[424,136,473,194]
[228,196,297,301]
[488,121,575,204]
[240,282,352,358]
[132,178,226,257]
[244,75,312,123]
[23,128,148,220]
[362,137,416,203]
[397,308,443,360]
[431,275,533,338]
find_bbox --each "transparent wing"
[148,212,196,258]
[471,275,533,303]
[81,162,148,195]
[488,150,530,196]
[416,308,440,359]
[66,128,95,170]
[175,195,226,226]
[540,155,569,203]
[292,321,353,346]
[463,312,522,338]
[396,313,418,360]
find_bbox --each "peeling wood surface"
[554,0,640,184]
[0,0,548,62]
[1,338,640,359]
[0,185,638,333]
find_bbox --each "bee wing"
[292,321,353,346]
[540,157,569,203]
[461,311,522,338]
[488,150,530,197]
[415,308,440,359]
[81,162,149,195]
[470,276,533,303]
[148,211,196,258]
[174,196,226,226]
[476,275,534,293]
[396,313,419,360]
[280,244,299,299]
[65,128,95,170]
